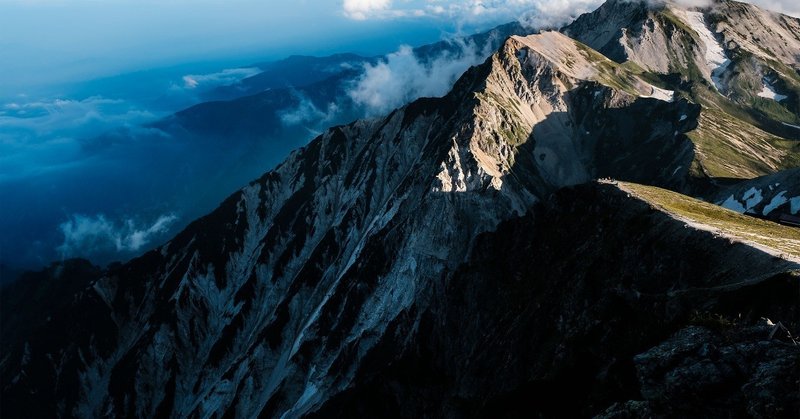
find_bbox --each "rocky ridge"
[2,1,799,418]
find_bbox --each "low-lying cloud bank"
[279,90,341,128]
[0,96,156,140]
[0,64,262,183]
[0,96,163,183]
[57,213,178,259]
[0,63,304,271]
[180,67,261,90]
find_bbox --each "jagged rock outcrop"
[564,0,702,75]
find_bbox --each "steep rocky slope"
[7,180,796,418]
[310,182,799,417]
[565,0,800,92]
[1,30,704,417]
[565,0,800,182]
[2,2,799,418]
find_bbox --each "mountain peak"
[507,32,675,100]
[510,32,599,80]
[565,0,800,74]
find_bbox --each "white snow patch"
[671,165,682,177]
[721,195,746,213]
[679,114,688,122]
[782,122,800,130]
[757,81,787,102]
[763,191,788,215]
[742,187,763,211]
[678,11,731,92]
[641,85,674,102]
[790,196,800,214]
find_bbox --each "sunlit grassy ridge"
[615,181,800,259]
[686,108,800,178]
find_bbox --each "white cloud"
[348,38,495,114]
[343,0,392,20]
[0,95,166,182]
[739,0,800,16]
[516,0,603,28]
[279,91,340,127]
[343,0,604,25]
[343,0,799,23]
[0,96,157,139]
[180,67,261,90]
[672,0,714,7]
[56,213,178,259]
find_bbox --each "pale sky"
[1,0,798,94]
[0,0,519,94]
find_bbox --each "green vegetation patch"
[618,181,800,259]
[686,108,800,179]
[574,41,646,96]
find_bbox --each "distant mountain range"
[0,21,528,275]
[2,1,799,417]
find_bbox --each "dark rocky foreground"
[3,184,798,417]
[310,183,800,418]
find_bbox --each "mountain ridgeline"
[2,1,800,417]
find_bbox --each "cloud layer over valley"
[57,213,178,259]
